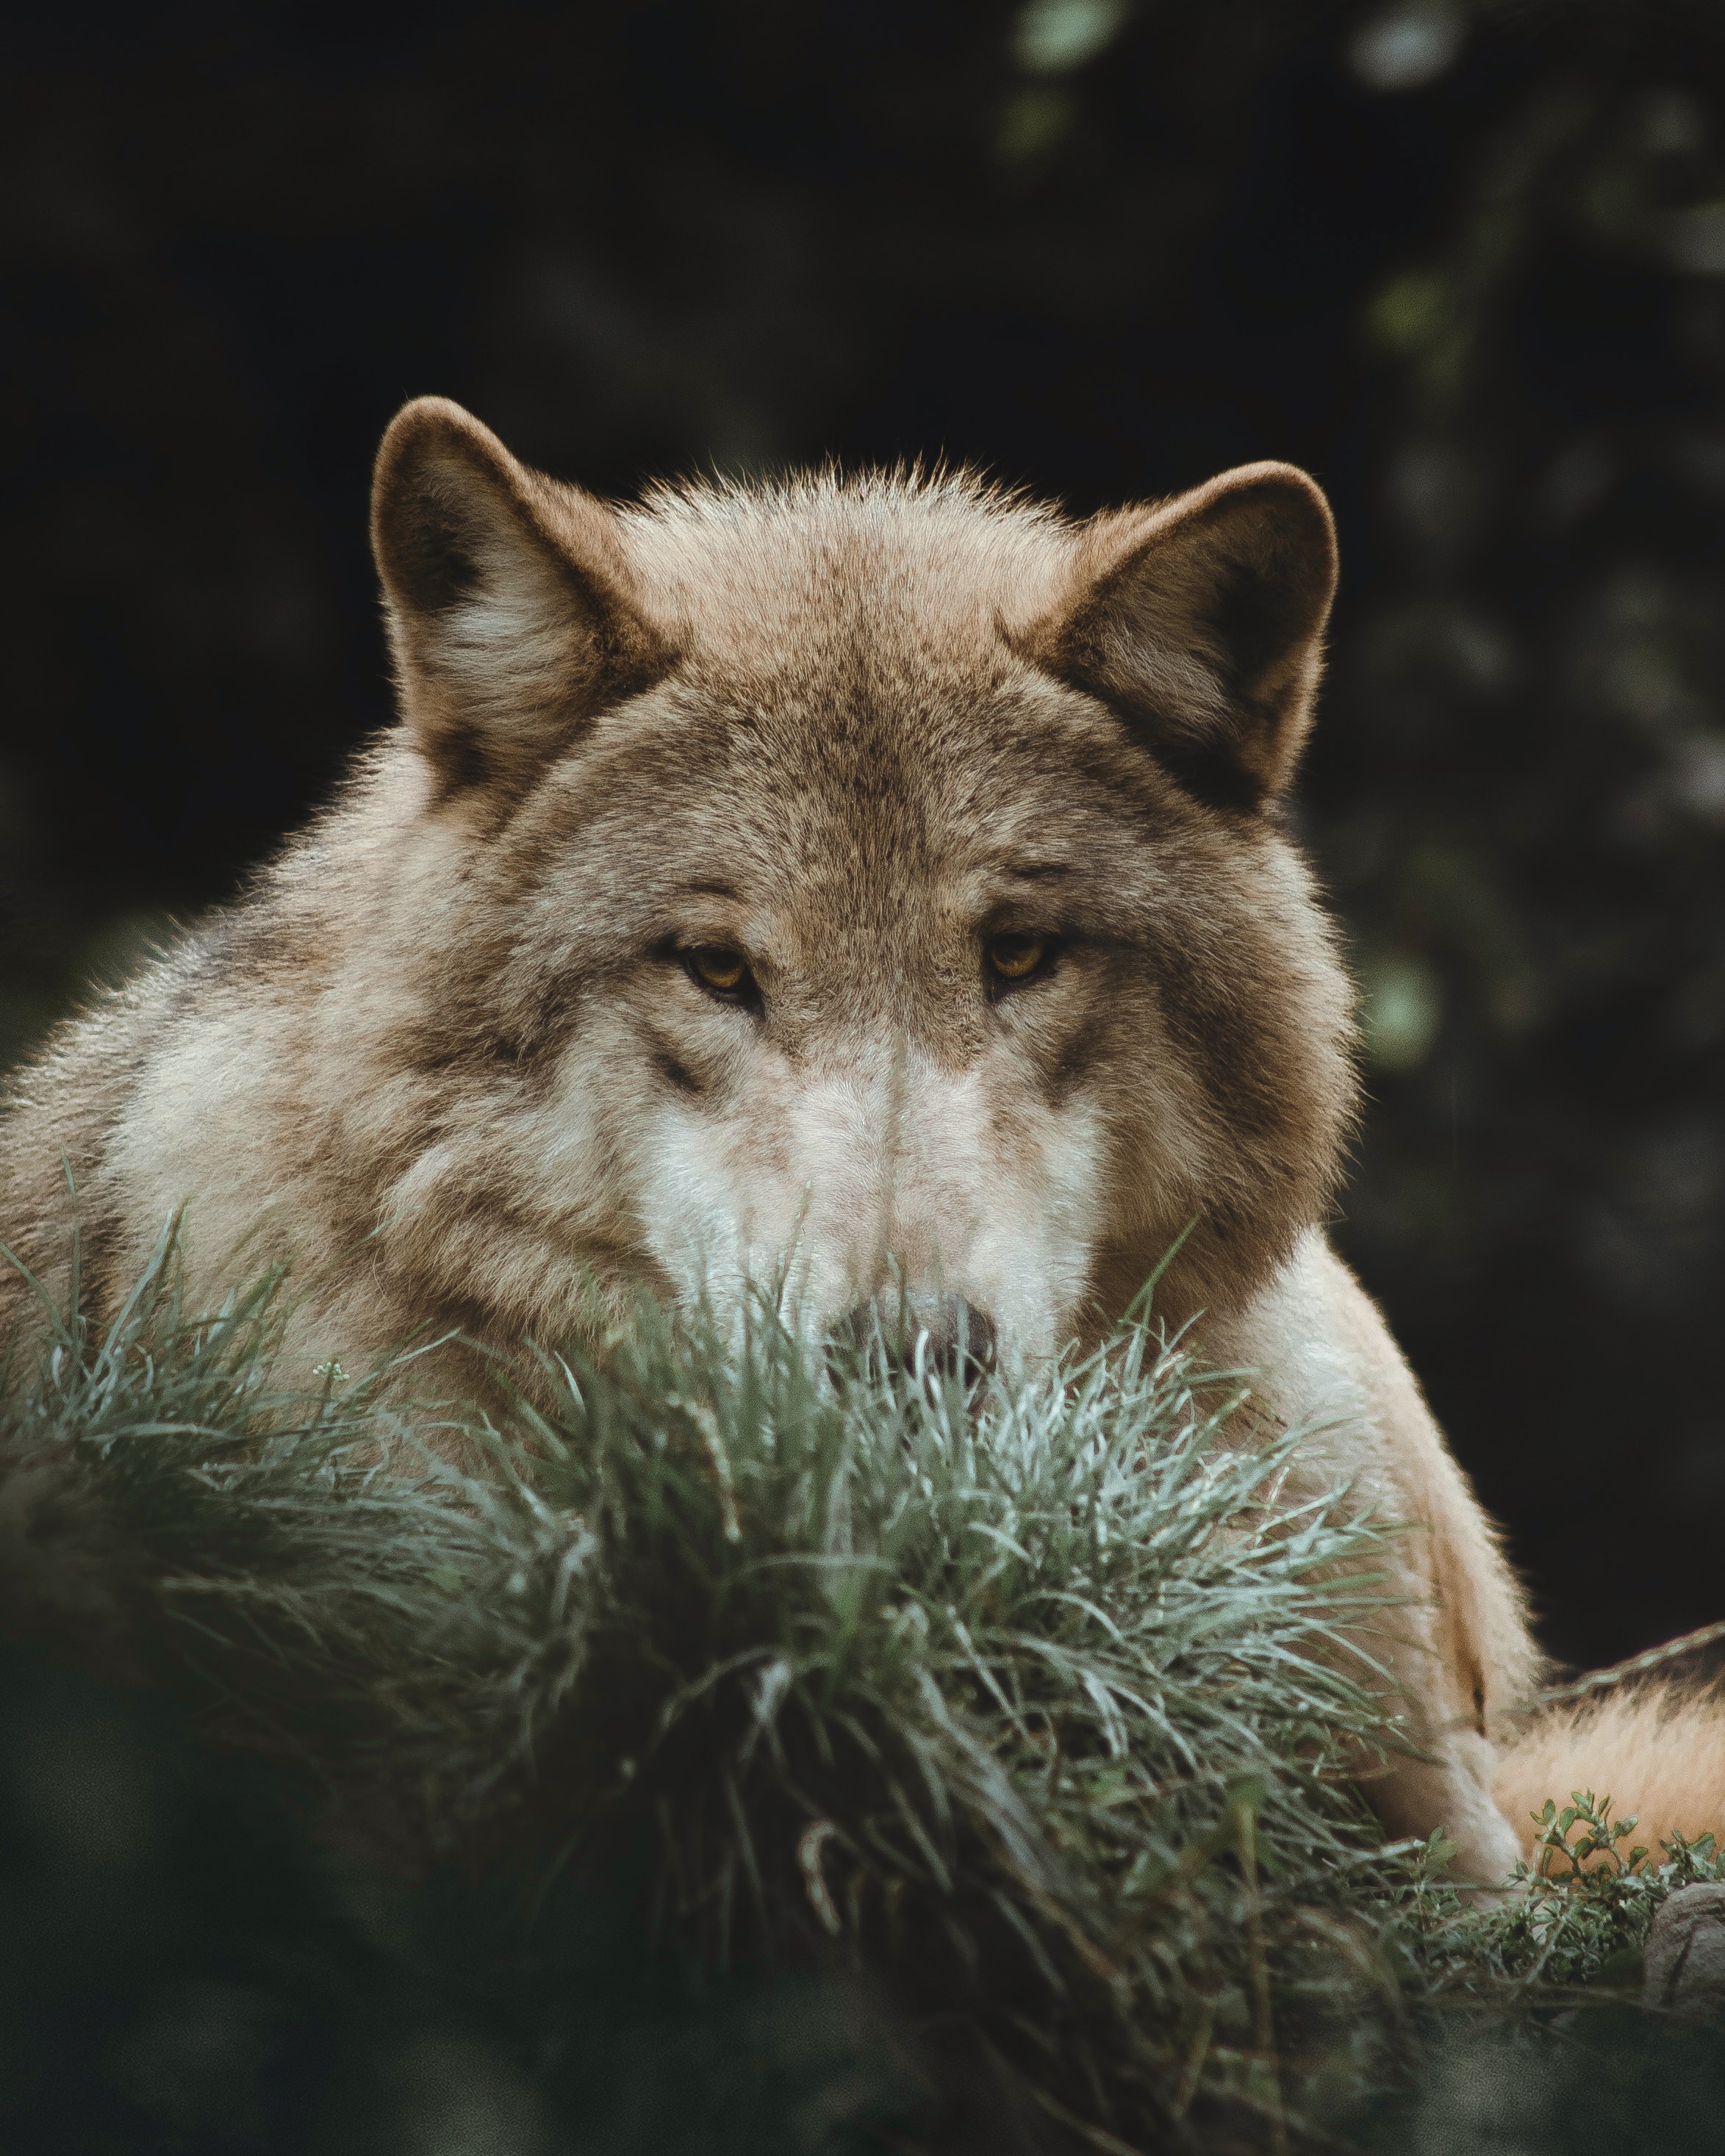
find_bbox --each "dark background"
[3,0,1722,1672]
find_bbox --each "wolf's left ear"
[1019,463,1338,809]
[372,397,667,805]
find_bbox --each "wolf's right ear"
[371,398,667,805]
[1016,462,1338,811]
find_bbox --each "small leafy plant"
[1460,1791,1725,1994]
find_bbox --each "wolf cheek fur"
[1,396,1714,1883]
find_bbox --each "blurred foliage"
[3,0,1725,1663]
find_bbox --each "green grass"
[2,1222,1722,2152]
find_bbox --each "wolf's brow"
[990,860,1075,884]
[667,877,745,902]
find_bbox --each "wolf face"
[356,400,1355,1367]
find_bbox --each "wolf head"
[362,398,1353,1367]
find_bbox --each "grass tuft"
[3,1223,1724,2151]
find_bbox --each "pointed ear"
[370,397,668,805]
[1018,462,1338,809]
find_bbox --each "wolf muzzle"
[832,1290,997,1390]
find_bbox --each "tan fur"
[1495,1688,1725,1869]
[1213,1233,1538,1877]
[0,397,1712,1885]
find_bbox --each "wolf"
[1,397,1715,1884]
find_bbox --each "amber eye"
[683,946,755,1000]
[986,931,1051,986]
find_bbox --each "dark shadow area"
[0,1643,947,2155]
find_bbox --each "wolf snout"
[833,1291,997,1390]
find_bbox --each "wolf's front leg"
[1218,1235,1539,1891]
[1352,1612,1526,1893]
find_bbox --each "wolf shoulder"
[0,866,327,1333]
[1219,1230,1476,1514]
[1222,1231,1532,1658]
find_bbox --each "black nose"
[835,1292,997,1389]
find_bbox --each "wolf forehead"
[621,469,1069,691]
[373,400,1341,913]
[558,659,1165,947]
[617,495,997,784]
[623,480,1191,877]
[519,472,1151,841]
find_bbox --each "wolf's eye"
[986,931,1050,988]
[683,946,756,1002]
